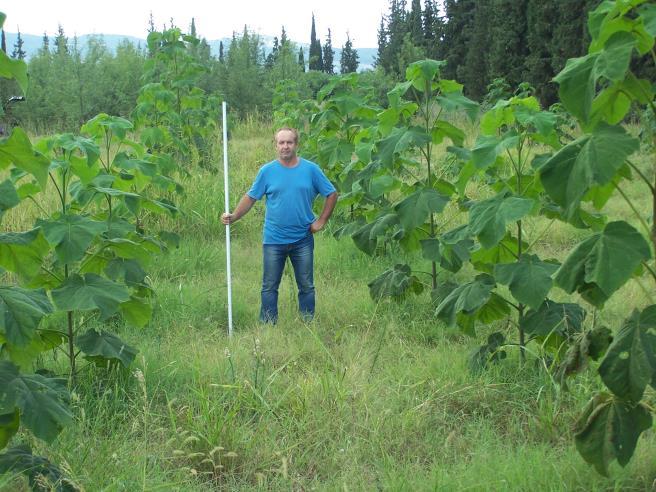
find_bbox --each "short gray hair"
[274,127,299,144]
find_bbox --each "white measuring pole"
[222,101,234,337]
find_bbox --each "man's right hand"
[221,213,234,225]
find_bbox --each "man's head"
[275,127,299,163]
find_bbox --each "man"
[221,127,338,323]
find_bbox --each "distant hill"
[4,32,377,71]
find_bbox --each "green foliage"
[574,393,652,476]
[555,221,651,307]
[76,329,138,367]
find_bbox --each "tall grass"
[3,119,656,491]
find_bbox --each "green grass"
[3,122,656,491]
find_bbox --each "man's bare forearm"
[222,194,256,224]
[310,192,338,233]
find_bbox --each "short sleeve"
[247,167,266,200]
[312,165,337,197]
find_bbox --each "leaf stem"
[613,182,652,241]
[626,159,655,194]
[527,218,556,252]
[642,261,656,287]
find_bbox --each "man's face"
[276,130,298,161]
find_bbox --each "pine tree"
[322,29,335,74]
[55,24,68,55]
[309,13,324,71]
[266,37,279,69]
[375,16,387,68]
[11,29,26,59]
[298,47,306,72]
[40,32,50,54]
[340,33,359,74]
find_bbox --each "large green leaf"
[468,193,535,249]
[77,329,138,368]
[520,299,586,338]
[51,273,130,319]
[598,305,656,402]
[0,228,50,279]
[120,296,153,328]
[538,124,639,220]
[434,274,496,327]
[82,113,134,141]
[0,129,50,187]
[351,214,399,256]
[54,133,100,167]
[494,255,559,310]
[436,91,479,122]
[470,132,519,170]
[368,264,423,300]
[555,221,651,307]
[574,393,652,476]
[553,51,597,123]
[394,188,449,231]
[3,330,66,370]
[0,50,28,95]
[0,287,52,347]
[37,215,107,264]
[0,362,72,443]
[377,126,431,167]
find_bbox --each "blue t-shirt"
[247,158,336,244]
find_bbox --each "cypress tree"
[442,0,475,81]
[147,12,156,33]
[525,0,559,106]
[1,30,5,54]
[323,29,335,74]
[487,0,529,90]
[340,33,359,74]
[385,0,408,76]
[461,1,491,100]
[309,13,323,71]
[422,0,444,60]
[298,47,306,72]
[190,18,197,38]
[11,29,26,60]
[551,0,596,74]
[219,41,225,63]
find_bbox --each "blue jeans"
[260,234,315,323]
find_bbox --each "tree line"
[0,16,361,132]
[3,0,654,131]
[376,0,656,106]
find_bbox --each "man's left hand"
[310,220,325,234]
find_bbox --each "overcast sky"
[2,0,390,48]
